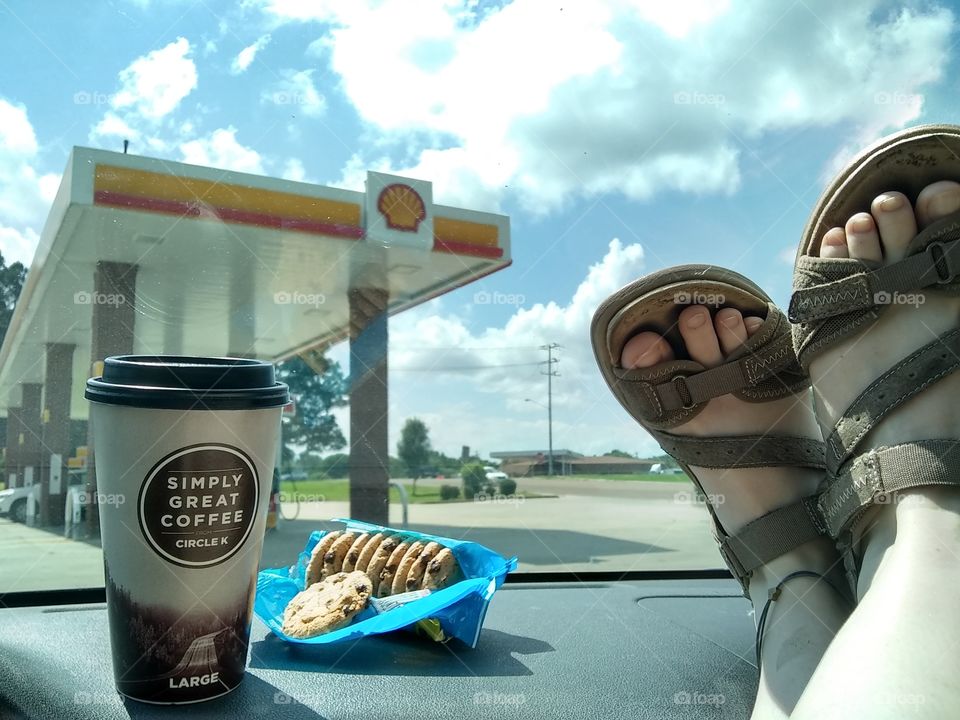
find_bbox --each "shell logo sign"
[377,184,426,232]
[364,171,433,250]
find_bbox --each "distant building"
[490,450,655,476]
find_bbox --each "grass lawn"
[525,472,689,483]
[279,479,552,504]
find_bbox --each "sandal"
[789,123,960,590]
[591,264,827,595]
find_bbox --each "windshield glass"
[2,0,957,593]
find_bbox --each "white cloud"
[179,127,265,174]
[0,225,39,267]
[382,238,657,455]
[281,158,310,182]
[111,37,198,120]
[262,0,954,214]
[0,99,57,264]
[231,34,271,74]
[262,69,326,117]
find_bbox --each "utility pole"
[540,343,560,476]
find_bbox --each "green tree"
[461,463,486,500]
[0,251,26,345]
[398,418,431,493]
[275,354,348,467]
[605,449,635,458]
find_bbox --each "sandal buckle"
[671,375,695,410]
[927,240,958,284]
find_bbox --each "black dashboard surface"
[0,579,758,719]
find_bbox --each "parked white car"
[0,486,40,523]
[483,465,508,481]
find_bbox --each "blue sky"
[1,0,959,459]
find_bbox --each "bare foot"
[810,180,960,596]
[622,304,849,716]
[622,305,822,536]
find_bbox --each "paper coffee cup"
[85,355,288,704]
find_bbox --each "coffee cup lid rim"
[85,355,289,410]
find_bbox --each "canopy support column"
[86,261,138,535]
[348,287,389,525]
[41,342,75,525]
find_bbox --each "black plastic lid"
[85,355,289,410]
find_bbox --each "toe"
[714,308,747,356]
[621,331,674,369]
[870,192,915,262]
[678,306,724,368]
[820,227,849,258]
[845,212,883,262]
[916,180,960,229]
[743,316,764,337]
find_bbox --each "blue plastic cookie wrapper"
[254,519,518,647]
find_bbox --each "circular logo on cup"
[138,444,260,568]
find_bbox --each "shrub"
[461,463,486,500]
[498,478,517,496]
[440,484,460,501]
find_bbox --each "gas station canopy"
[0,147,512,417]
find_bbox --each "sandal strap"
[717,496,826,591]
[650,428,825,470]
[790,212,960,370]
[822,328,960,475]
[612,327,804,426]
[820,440,960,537]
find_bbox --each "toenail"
[850,215,874,233]
[878,194,904,212]
[929,189,960,217]
[744,317,763,332]
[719,313,740,327]
[685,311,707,329]
[823,231,845,246]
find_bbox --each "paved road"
[3,477,723,592]
[409,474,690,500]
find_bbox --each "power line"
[391,361,543,372]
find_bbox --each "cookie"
[421,547,459,590]
[342,533,372,573]
[281,571,372,639]
[364,534,402,590]
[390,541,426,595]
[376,540,412,597]
[353,532,387,575]
[305,530,342,586]
[404,541,442,592]
[323,531,358,578]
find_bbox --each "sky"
[1,0,959,460]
